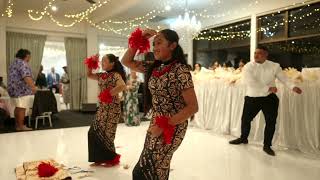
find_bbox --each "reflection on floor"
[0,122,319,180]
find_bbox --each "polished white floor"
[0,122,319,180]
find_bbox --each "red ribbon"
[152,61,177,77]
[37,162,59,177]
[101,73,112,80]
[155,116,175,144]
[98,89,113,104]
[128,28,150,54]
[84,54,100,70]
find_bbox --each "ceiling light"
[51,6,58,12]
[165,5,171,11]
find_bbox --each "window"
[194,20,251,68]
[258,12,286,41]
[257,2,320,69]
[289,3,320,37]
[41,41,67,77]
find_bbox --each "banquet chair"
[29,90,58,129]
[28,109,53,129]
[35,112,52,129]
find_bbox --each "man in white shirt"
[229,46,302,156]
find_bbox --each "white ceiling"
[1,0,314,33]
[2,0,265,22]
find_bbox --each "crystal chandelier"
[170,11,202,40]
[170,0,202,41]
[170,0,201,64]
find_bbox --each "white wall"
[86,26,99,104]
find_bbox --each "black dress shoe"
[263,146,276,156]
[229,138,248,145]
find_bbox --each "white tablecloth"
[194,79,320,155]
[0,94,61,118]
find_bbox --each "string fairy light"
[2,0,316,38]
[195,2,319,41]
[28,0,113,27]
[1,0,14,17]
[64,0,112,18]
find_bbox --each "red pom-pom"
[84,54,100,70]
[98,89,113,104]
[128,28,150,54]
[155,116,175,144]
[38,162,59,177]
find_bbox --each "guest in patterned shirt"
[124,71,141,126]
[8,49,37,131]
[122,29,199,180]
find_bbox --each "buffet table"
[193,68,320,155]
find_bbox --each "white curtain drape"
[64,37,87,110]
[6,32,46,78]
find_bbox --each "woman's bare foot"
[100,163,118,168]
[89,162,102,167]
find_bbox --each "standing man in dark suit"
[47,67,60,93]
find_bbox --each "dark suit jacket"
[47,73,60,87]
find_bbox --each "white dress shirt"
[243,60,295,97]
[51,72,57,85]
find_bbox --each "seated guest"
[222,61,235,71]
[47,67,60,93]
[209,61,220,70]
[238,59,246,71]
[0,77,9,97]
[193,63,202,75]
[226,61,233,68]
[0,76,6,89]
[0,94,10,129]
[35,65,47,89]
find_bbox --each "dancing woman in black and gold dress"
[87,54,126,167]
[122,29,199,180]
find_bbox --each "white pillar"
[86,26,99,103]
[250,14,257,62]
[178,36,193,65]
[188,38,193,65]
[0,18,7,83]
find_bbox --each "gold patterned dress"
[132,62,194,180]
[88,72,123,163]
